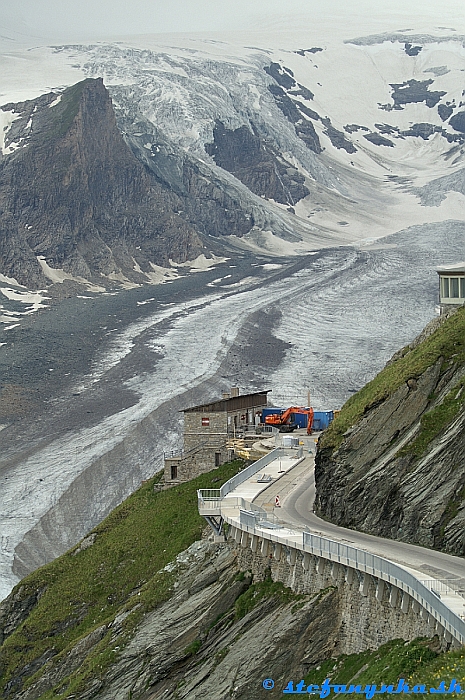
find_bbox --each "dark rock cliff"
[315,307,465,556]
[0,540,342,700]
[0,79,254,289]
[205,120,309,205]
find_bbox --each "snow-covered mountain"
[1,26,464,292]
[0,23,464,600]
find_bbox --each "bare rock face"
[315,309,465,555]
[0,585,45,646]
[205,120,309,205]
[0,540,341,700]
[93,540,338,700]
[0,79,255,289]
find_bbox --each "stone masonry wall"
[164,446,232,486]
[184,412,228,453]
[230,533,449,655]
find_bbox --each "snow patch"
[234,229,317,257]
[0,287,49,310]
[174,253,229,271]
[37,256,106,292]
[146,262,180,284]
[105,272,141,289]
[0,110,20,154]
[48,94,62,108]
[0,273,25,287]
[221,276,259,288]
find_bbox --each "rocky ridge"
[2,33,465,292]
[0,78,254,290]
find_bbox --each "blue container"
[261,408,334,430]
[291,412,310,428]
[312,411,334,431]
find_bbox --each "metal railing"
[219,446,303,497]
[219,448,280,497]
[301,532,465,644]
[197,447,465,645]
[221,510,465,644]
[418,579,465,600]
[227,424,280,435]
[164,438,223,462]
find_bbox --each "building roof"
[437,262,465,274]
[183,390,271,413]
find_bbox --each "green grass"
[234,569,303,620]
[409,644,465,696]
[280,638,464,699]
[398,378,465,460]
[183,639,202,657]
[320,307,465,451]
[46,80,89,140]
[0,459,244,698]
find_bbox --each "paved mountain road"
[254,452,465,587]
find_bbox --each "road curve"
[279,455,465,584]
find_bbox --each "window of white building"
[441,276,465,299]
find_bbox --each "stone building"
[437,262,465,313]
[164,388,270,486]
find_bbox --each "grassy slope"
[0,455,464,698]
[320,307,465,451]
[0,460,244,698]
[280,638,464,698]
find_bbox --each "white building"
[437,262,465,313]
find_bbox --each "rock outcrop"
[0,539,341,700]
[0,79,254,289]
[0,533,452,700]
[315,306,465,555]
[206,120,309,205]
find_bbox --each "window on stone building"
[450,277,460,298]
[441,277,449,298]
[215,452,221,467]
[171,464,178,480]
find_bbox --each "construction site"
[163,388,335,487]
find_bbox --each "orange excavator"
[265,406,314,434]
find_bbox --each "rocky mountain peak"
[0,77,252,291]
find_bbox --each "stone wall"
[164,446,233,486]
[184,411,228,453]
[230,534,451,654]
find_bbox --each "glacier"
[0,23,464,599]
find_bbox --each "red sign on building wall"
[201,417,210,426]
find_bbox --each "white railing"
[219,448,279,496]
[418,579,465,599]
[302,532,465,645]
[198,451,465,646]
[219,447,302,497]
[197,446,303,503]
